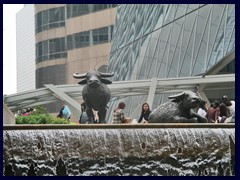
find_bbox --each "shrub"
[16,105,72,124]
[32,106,48,115]
[16,114,70,124]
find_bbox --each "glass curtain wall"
[106,4,235,122]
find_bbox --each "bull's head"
[168,91,201,109]
[73,70,114,87]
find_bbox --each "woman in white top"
[197,100,207,118]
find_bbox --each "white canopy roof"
[4,73,235,118]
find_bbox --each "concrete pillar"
[3,103,15,124]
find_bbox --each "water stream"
[3,128,235,176]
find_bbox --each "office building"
[35,4,117,112]
[16,4,35,92]
[107,4,235,120]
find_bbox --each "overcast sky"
[3,4,24,95]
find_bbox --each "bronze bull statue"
[73,70,114,123]
[149,91,207,123]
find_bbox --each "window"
[66,4,116,19]
[80,31,90,47]
[110,25,114,40]
[75,34,81,48]
[74,31,90,48]
[67,35,74,50]
[36,38,66,63]
[94,4,109,11]
[35,7,65,34]
[49,39,56,53]
[67,25,113,50]
[42,11,48,26]
[37,12,42,27]
[42,41,48,56]
[93,27,108,45]
[72,5,79,17]
[93,29,99,44]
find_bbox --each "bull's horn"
[73,72,87,79]
[168,91,185,100]
[99,72,115,78]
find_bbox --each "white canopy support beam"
[44,84,81,118]
[146,78,158,108]
[196,87,210,108]
[203,49,235,77]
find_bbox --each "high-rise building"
[34,4,117,113]
[107,4,235,121]
[16,4,35,93]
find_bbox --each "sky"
[3,4,24,95]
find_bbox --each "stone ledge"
[3,123,235,130]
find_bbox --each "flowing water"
[3,128,235,176]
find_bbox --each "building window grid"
[190,5,212,76]
[36,37,67,63]
[177,10,198,77]
[67,25,114,51]
[109,5,234,81]
[74,31,90,48]
[105,5,235,119]
[35,7,65,34]
[205,5,228,71]
[66,4,118,19]
[93,27,108,45]
[35,5,118,33]
[36,25,114,63]
[222,4,228,58]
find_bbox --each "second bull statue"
[149,91,207,123]
[73,70,114,123]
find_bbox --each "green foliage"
[16,105,74,124]
[16,114,70,124]
[69,122,79,125]
[33,106,48,115]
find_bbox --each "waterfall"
[3,127,235,176]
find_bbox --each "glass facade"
[106,4,235,121]
[36,37,67,63]
[35,7,65,33]
[66,4,118,18]
[17,5,35,93]
[35,4,118,34]
[36,64,66,88]
[67,25,114,50]
[36,25,114,63]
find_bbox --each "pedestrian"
[218,103,228,123]
[222,95,235,117]
[138,103,151,123]
[79,102,89,124]
[113,102,126,124]
[206,100,220,123]
[57,105,71,120]
[197,100,207,118]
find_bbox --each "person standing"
[138,103,151,123]
[79,102,89,124]
[206,100,220,123]
[218,103,229,123]
[57,105,72,120]
[221,95,235,117]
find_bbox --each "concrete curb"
[3,123,235,130]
